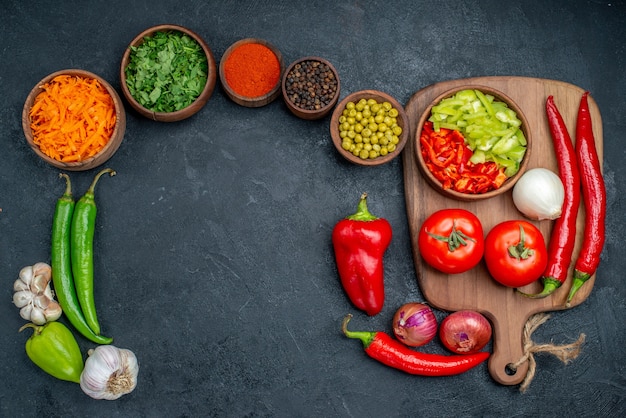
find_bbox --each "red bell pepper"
[332,193,392,316]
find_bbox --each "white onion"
[513,168,564,220]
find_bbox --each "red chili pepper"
[342,314,490,376]
[332,193,392,316]
[567,92,606,306]
[520,96,581,298]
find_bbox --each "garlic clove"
[32,262,52,280]
[30,306,47,325]
[18,265,34,285]
[19,304,33,322]
[44,300,63,322]
[13,290,34,308]
[31,274,49,294]
[13,278,29,292]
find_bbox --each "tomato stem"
[427,221,476,252]
[508,225,534,260]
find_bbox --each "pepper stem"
[566,270,591,307]
[518,277,561,299]
[87,168,116,194]
[342,314,376,348]
[18,323,40,334]
[345,193,378,222]
[59,173,72,197]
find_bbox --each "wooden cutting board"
[402,76,603,385]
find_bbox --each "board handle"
[487,313,530,385]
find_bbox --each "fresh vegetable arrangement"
[332,193,392,316]
[15,19,607,394]
[124,30,208,112]
[12,169,138,400]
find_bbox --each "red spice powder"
[223,43,280,98]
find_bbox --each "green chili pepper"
[51,173,112,345]
[19,321,84,383]
[71,168,116,336]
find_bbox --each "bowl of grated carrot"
[22,69,126,171]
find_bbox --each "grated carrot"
[29,74,117,163]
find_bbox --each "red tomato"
[418,209,484,274]
[484,220,548,287]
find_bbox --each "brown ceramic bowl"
[22,69,126,171]
[281,56,340,120]
[219,38,284,108]
[120,24,217,122]
[415,85,531,201]
[330,89,408,166]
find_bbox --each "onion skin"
[392,303,438,347]
[439,310,492,354]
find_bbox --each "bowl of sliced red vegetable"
[330,89,408,166]
[22,69,126,171]
[415,85,531,201]
[120,24,217,122]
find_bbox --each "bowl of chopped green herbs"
[120,24,217,122]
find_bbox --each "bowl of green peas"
[330,89,408,166]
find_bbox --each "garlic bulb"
[513,168,565,220]
[13,262,62,325]
[80,345,139,400]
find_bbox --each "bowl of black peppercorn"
[282,56,340,120]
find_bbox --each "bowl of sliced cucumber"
[415,85,531,201]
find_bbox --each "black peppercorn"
[284,59,338,111]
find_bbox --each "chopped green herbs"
[124,30,208,113]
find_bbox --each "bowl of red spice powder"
[282,56,340,120]
[22,69,126,171]
[415,85,532,201]
[219,38,284,108]
[120,24,217,122]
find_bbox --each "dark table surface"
[1,1,625,417]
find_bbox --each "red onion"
[439,310,492,354]
[392,303,438,347]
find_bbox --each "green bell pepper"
[19,321,84,383]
